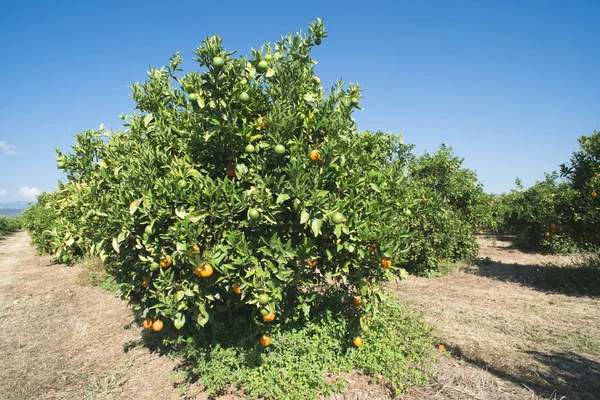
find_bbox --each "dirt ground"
[398,236,600,400]
[1,232,599,399]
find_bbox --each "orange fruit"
[152,319,163,332]
[438,344,446,352]
[195,263,213,278]
[352,297,362,307]
[309,149,321,162]
[545,232,551,237]
[192,244,200,252]
[260,335,271,347]
[159,255,172,268]
[142,278,150,288]
[130,298,138,306]
[593,191,597,198]
[353,337,363,347]
[380,258,392,268]
[263,311,276,322]
[233,284,242,295]
[143,318,153,329]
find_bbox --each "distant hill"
[0,201,32,217]
[0,201,30,209]
[0,209,23,217]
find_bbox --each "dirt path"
[0,232,184,400]
[2,232,599,400]
[398,237,600,400]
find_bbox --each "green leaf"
[276,193,291,204]
[129,198,143,215]
[143,114,153,127]
[112,237,119,253]
[176,242,188,252]
[174,313,186,329]
[300,210,310,224]
[311,218,323,237]
[176,291,185,302]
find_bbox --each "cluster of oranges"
[142,317,164,332]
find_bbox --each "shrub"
[31,20,418,340]
[0,216,22,236]
[403,144,494,274]
[494,131,600,253]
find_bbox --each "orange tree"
[403,144,494,274]
[494,131,600,253]
[43,20,414,339]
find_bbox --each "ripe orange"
[593,191,597,198]
[352,297,362,306]
[380,258,392,268]
[233,284,242,295]
[438,344,446,352]
[353,337,363,347]
[263,311,276,322]
[195,263,213,278]
[309,149,321,162]
[152,319,163,332]
[142,278,150,288]
[143,318,153,329]
[159,255,172,268]
[260,335,271,347]
[192,244,200,252]
[545,232,551,237]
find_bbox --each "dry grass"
[0,232,184,400]
[396,236,600,400]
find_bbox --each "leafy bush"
[403,144,495,274]
[0,216,22,236]
[159,292,432,399]
[494,131,600,253]
[28,20,418,339]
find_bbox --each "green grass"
[152,291,434,399]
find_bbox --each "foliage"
[26,20,417,335]
[159,292,432,399]
[0,216,22,236]
[403,144,495,274]
[493,131,600,253]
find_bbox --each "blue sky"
[1,0,598,201]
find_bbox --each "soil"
[1,232,598,399]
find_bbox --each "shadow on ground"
[472,259,600,297]
[445,344,600,400]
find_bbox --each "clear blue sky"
[1,0,598,201]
